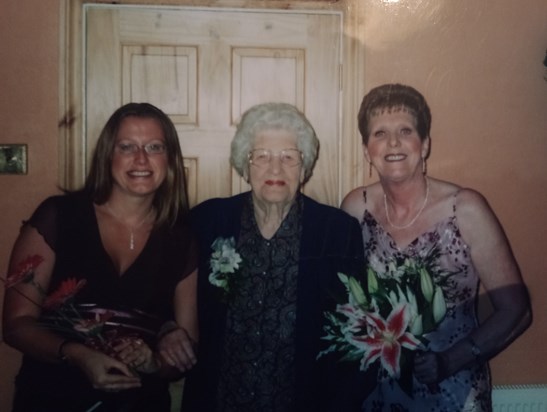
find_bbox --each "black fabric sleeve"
[25,196,63,252]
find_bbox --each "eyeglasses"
[248,149,303,167]
[115,142,167,156]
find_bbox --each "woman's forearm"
[443,284,531,376]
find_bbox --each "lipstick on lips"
[265,180,286,186]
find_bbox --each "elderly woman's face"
[248,129,303,206]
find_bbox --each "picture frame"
[0,144,28,175]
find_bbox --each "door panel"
[123,45,198,125]
[85,5,342,207]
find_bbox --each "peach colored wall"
[357,0,547,386]
[0,0,545,410]
[0,1,62,410]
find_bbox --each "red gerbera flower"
[5,255,45,288]
[43,278,87,310]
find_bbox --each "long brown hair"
[83,102,189,228]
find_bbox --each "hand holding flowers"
[60,340,143,392]
[3,254,158,376]
[319,245,458,395]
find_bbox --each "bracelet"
[57,339,72,363]
[157,321,180,339]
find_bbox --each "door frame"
[59,0,366,205]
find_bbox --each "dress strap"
[361,189,369,222]
[452,189,461,216]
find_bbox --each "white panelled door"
[85,5,342,207]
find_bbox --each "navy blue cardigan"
[182,192,368,412]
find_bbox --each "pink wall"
[357,0,547,385]
[0,1,62,409]
[0,0,545,410]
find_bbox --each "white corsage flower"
[209,237,242,293]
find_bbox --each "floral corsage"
[208,237,242,294]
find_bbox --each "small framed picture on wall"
[0,144,28,175]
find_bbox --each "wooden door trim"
[60,0,85,190]
[59,0,365,203]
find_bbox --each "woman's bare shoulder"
[445,183,502,246]
[452,185,490,214]
[340,186,365,218]
[341,182,382,219]
[429,177,461,196]
[427,177,490,214]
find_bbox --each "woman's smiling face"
[364,109,429,182]
[111,116,168,199]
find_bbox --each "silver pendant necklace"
[104,204,153,250]
[384,178,430,230]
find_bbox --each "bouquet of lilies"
[319,245,457,393]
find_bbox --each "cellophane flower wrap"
[3,254,135,357]
[319,245,458,395]
[208,237,242,295]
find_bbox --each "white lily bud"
[432,286,447,323]
[388,290,398,306]
[367,268,378,294]
[410,314,423,336]
[406,288,419,317]
[348,276,367,306]
[337,272,349,285]
[404,258,414,270]
[420,268,434,302]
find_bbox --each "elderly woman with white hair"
[168,102,367,411]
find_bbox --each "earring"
[422,158,427,175]
[369,162,373,178]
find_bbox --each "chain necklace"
[384,178,430,230]
[104,203,154,250]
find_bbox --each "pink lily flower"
[336,303,369,334]
[352,303,421,378]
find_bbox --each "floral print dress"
[359,196,492,411]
